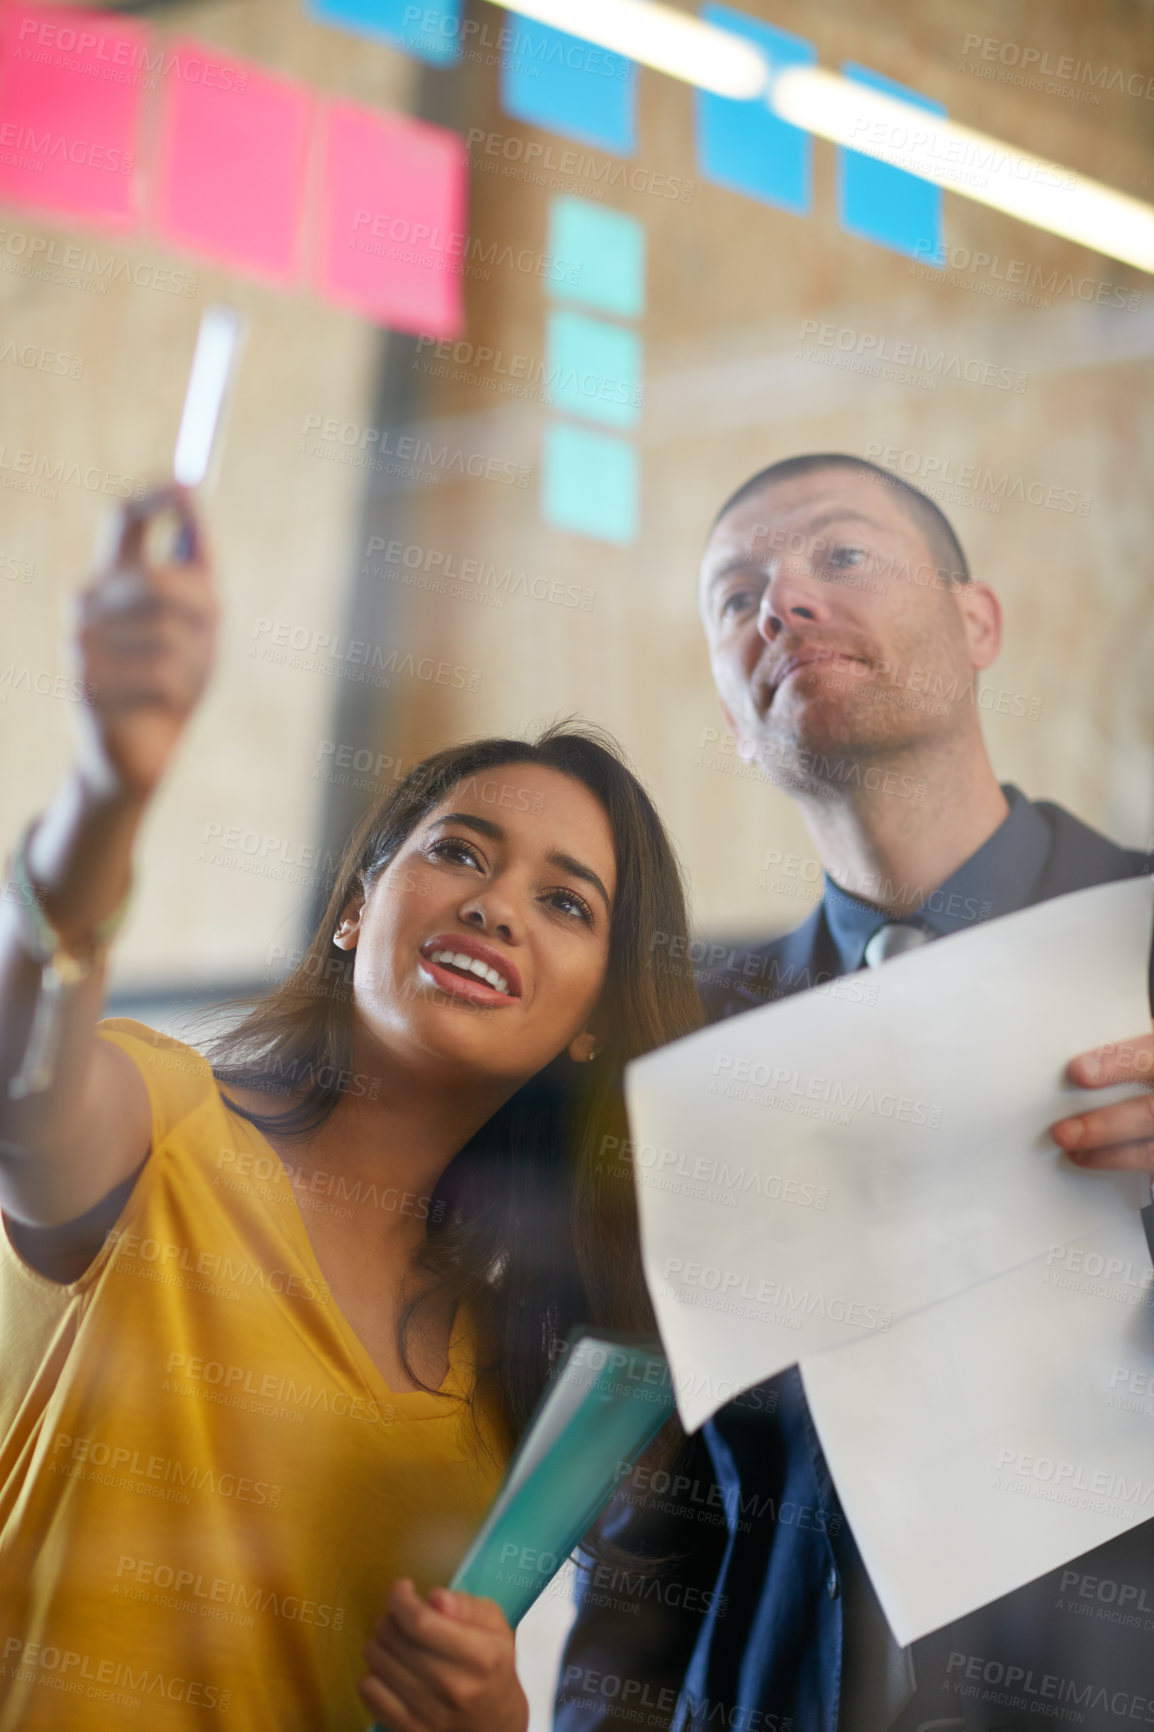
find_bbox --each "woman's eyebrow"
[547,851,612,915]
[429,814,612,913]
[430,811,504,840]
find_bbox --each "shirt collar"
[821,785,1053,973]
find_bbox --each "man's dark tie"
[843,918,930,1728]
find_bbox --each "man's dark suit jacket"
[556,797,1154,1732]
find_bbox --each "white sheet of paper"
[628,878,1154,1431]
[801,1212,1154,1646]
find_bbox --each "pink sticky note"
[154,41,312,285]
[0,2,145,229]
[316,100,467,338]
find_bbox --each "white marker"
[173,304,245,490]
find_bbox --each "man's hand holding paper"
[1056,1027,1154,1170]
[630,876,1154,1436]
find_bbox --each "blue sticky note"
[546,311,642,431]
[837,64,945,261]
[548,196,645,318]
[500,18,637,155]
[695,5,815,214]
[542,423,639,545]
[309,0,460,67]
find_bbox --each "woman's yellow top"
[0,1020,509,1731]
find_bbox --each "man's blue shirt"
[558,787,1154,1732]
[821,783,1051,966]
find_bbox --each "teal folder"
[369,1330,675,1730]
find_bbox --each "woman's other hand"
[73,485,217,803]
[359,1579,529,1732]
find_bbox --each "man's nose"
[758,562,830,642]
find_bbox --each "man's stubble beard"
[748,678,952,800]
[747,607,974,798]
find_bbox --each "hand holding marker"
[4,307,244,1101]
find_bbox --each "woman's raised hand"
[72,485,218,804]
[359,1579,529,1732]
[0,485,216,1206]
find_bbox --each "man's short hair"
[710,453,971,586]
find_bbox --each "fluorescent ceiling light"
[488,0,1154,273]
[490,0,766,97]
[771,66,1154,273]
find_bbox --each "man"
[555,453,1154,1732]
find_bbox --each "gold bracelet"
[5,818,131,1099]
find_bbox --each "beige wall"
[386,0,1154,939]
[0,0,419,988]
[1,0,1151,990]
[0,0,1149,1715]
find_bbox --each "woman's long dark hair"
[201,724,702,1456]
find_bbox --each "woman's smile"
[418,932,522,1006]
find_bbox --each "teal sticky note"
[548,196,646,318]
[546,310,641,430]
[543,423,639,544]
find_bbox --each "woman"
[0,490,699,1731]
